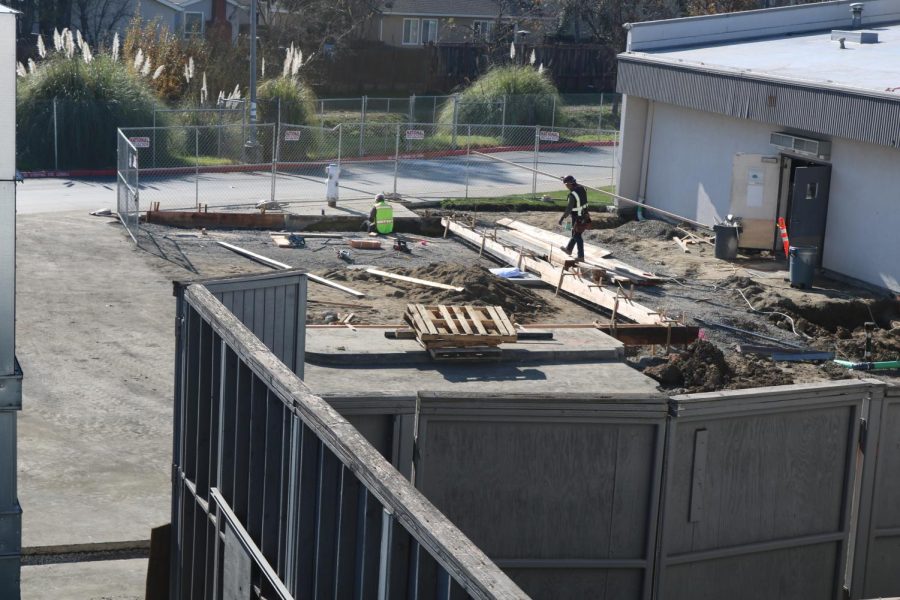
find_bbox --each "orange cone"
[777,217,790,258]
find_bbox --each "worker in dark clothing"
[557,175,591,260]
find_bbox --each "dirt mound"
[642,340,795,393]
[325,263,553,323]
[585,218,677,245]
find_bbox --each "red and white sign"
[405,129,425,140]
[283,130,301,142]
[539,131,560,142]
[129,137,151,148]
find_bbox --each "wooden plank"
[486,306,514,337]
[216,241,365,298]
[414,304,440,336]
[465,305,489,335]
[451,306,473,335]
[438,305,460,335]
[444,219,666,325]
[365,268,464,292]
[499,225,662,285]
[404,304,432,338]
[496,218,613,258]
[673,236,690,253]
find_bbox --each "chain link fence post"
[551,96,556,130]
[599,92,605,132]
[465,124,471,200]
[194,127,200,211]
[53,97,58,171]
[359,95,368,157]
[271,122,279,203]
[393,124,400,195]
[452,95,459,146]
[409,94,415,124]
[533,126,540,197]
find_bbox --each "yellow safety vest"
[569,189,587,216]
[375,202,394,234]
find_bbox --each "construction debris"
[442,217,669,325]
[364,268,464,292]
[404,303,517,359]
[216,241,365,298]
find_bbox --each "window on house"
[472,19,493,41]
[421,19,438,44]
[402,18,420,45]
[184,12,204,38]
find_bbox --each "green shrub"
[17,54,163,170]
[438,65,564,126]
[258,76,318,126]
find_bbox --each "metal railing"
[172,281,528,599]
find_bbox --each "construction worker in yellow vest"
[365,193,394,234]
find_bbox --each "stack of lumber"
[494,218,662,285]
[404,304,517,354]
[441,217,671,325]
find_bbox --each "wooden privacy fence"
[171,271,898,599]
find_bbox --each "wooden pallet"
[404,304,517,348]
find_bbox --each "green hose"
[833,359,900,371]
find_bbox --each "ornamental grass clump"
[438,64,564,127]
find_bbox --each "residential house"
[615,0,900,293]
[371,0,557,46]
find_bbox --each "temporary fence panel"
[414,392,668,599]
[203,271,308,379]
[274,123,339,206]
[116,130,140,244]
[395,123,469,201]
[462,125,543,200]
[172,279,527,600]
[657,380,878,600]
[536,127,618,195]
[852,383,900,599]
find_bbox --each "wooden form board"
[443,218,667,325]
[404,304,517,347]
[365,268,464,292]
[496,218,663,285]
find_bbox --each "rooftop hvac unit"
[770,132,831,161]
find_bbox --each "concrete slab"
[305,359,660,397]
[16,212,173,548]
[21,559,146,599]
[305,327,625,365]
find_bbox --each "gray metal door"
[789,165,831,253]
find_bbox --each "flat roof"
[638,22,900,96]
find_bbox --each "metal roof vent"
[850,2,864,28]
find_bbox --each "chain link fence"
[117,121,618,238]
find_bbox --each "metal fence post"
[359,95,367,157]
[464,125,471,200]
[501,95,507,129]
[53,97,59,171]
[433,96,438,124]
[337,123,343,169]
[452,95,459,146]
[271,123,278,203]
[533,126,540,197]
[393,124,400,195]
[152,109,157,168]
[195,128,200,210]
[599,92,605,132]
[551,96,556,129]
[409,94,415,124]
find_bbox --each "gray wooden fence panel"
[202,271,307,379]
[413,393,668,600]
[659,381,878,600]
[853,384,900,599]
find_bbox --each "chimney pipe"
[850,3,864,29]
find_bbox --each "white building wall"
[638,101,900,292]
[825,138,900,292]
[643,102,776,227]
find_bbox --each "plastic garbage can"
[714,224,739,260]
[789,246,818,289]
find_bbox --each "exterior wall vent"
[770,132,832,160]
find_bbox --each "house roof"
[0,4,19,14]
[380,0,502,18]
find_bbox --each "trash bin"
[714,224,739,260]
[789,246,818,289]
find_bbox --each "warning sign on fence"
[284,130,301,142]
[405,129,425,140]
[129,137,151,148]
[539,131,560,142]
